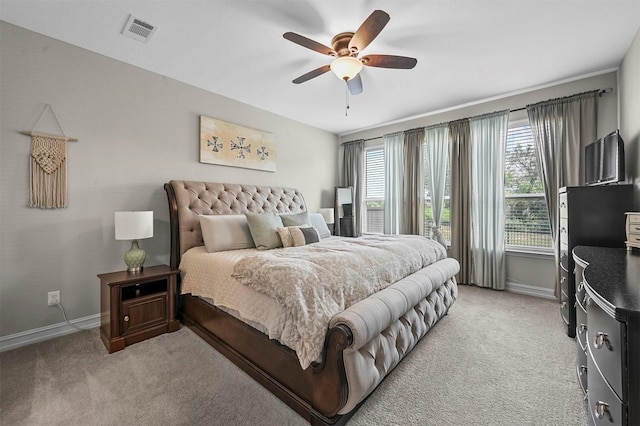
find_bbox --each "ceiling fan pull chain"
[345,82,350,116]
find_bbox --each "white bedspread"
[232,235,447,368]
[179,247,295,343]
[180,235,447,369]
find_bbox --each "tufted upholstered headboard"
[164,180,307,269]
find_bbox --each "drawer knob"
[577,281,583,292]
[594,332,609,350]
[594,401,611,420]
[579,324,587,334]
[124,315,130,322]
[579,365,587,376]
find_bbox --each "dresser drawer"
[576,361,588,395]
[627,233,640,244]
[561,289,570,326]
[627,213,640,224]
[587,349,624,425]
[576,265,586,305]
[587,298,624,400]
[559,218,569,244]
[559,193,568,218]
[561,243,569,270]
[576,294,588,350]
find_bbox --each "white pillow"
[199,215,255,252]
[309,213,332,239]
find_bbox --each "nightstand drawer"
[628,213,640,224]
[627,233,640,244]
[587,298,624,400]
[122,293,167,334]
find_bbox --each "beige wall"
[0,22,339,338]
[620,28,640,208]
[341,71,621,296]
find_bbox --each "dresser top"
[573,246,640,320]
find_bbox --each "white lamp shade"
[115,211,153,240]
[330,56,363,81]
[318,208,335,224]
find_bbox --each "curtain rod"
[349,87,613,143]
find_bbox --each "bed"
[165,180,459,425]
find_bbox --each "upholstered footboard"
[330,257,459,414]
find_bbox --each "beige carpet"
[0,285,587,425]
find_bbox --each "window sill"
[506,246,554,259]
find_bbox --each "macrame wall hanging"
[21,104,77,209]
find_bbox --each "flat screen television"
[585,130,625,186]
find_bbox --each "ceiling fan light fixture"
[330,56,363,81]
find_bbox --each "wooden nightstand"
[98,264,180,353]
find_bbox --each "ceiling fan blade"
[347,74,363,95]
[348,10,390,53]
[292,64,331,84]
[361,54,417,69]
[283,32,336,56]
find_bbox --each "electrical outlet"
[48,290,60,306]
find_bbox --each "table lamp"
[318,208,335,235]
[115,211,153,273]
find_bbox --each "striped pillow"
[277,225,321,248]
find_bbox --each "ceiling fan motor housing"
[331,32,357,57]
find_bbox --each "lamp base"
[124,240,146,273]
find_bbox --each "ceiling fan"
[283,10,417,95]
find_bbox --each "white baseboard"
[506,281,556,300]
[0,282,555,352]
[0,313,100,353]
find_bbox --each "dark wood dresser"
[573,246,640,425]
[559,185,633,337]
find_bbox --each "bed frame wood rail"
[164,181,360,425]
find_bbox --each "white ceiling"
[1,1,639,135]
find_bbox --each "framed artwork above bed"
[199,116,276,172]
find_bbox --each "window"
[504,122,552,249]
[364,147,384,233]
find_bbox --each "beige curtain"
[449,119,472,285]
[527,91,597,298]
[403,128,425,235]
[342,140,364,236]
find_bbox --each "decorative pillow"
[277,225,321,248]
[245,213,285,250]
[309,213,332,239]
[280,211,310,227]
[199,215,255,252]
